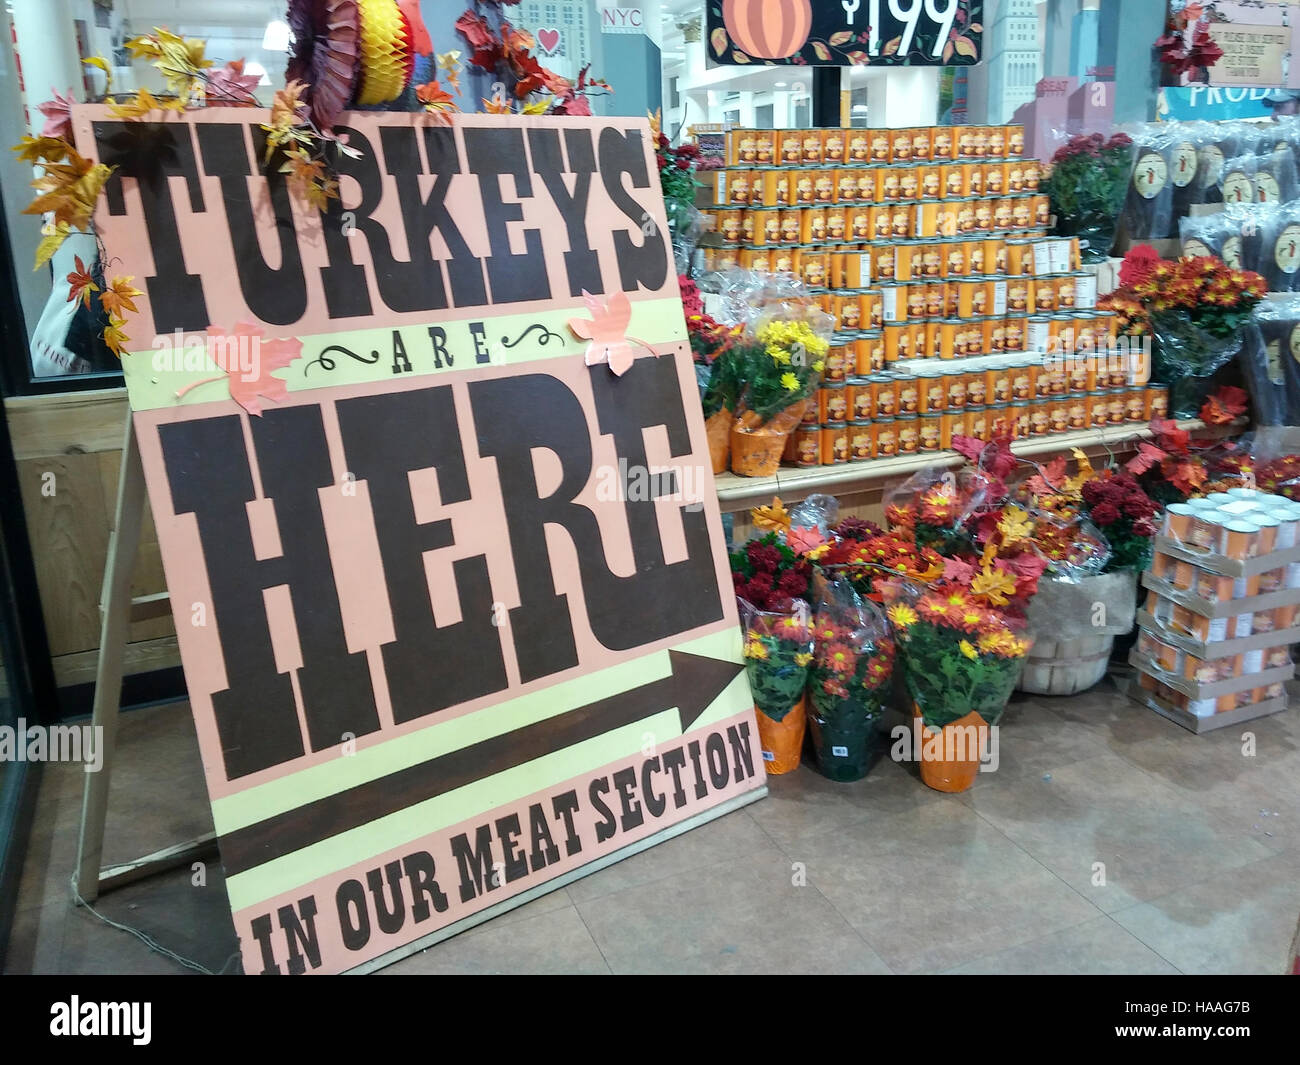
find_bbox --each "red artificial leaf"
[1150,417,1190,454]
[66,255,98,310]
[942,556,976,583]
[456,11,502,71]
[1200,385,1248,425]
[1126,441,1166,476]
[1024,455,1067,496]
[950,434,985,463]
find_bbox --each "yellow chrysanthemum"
[959,639,978,660]
[794,652,813,667]
[780,372,799,391]
[887,603,918,629]
[744,638,768,660]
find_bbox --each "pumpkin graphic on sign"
[723,0,812,60]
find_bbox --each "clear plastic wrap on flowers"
[737,596,813,723]
[1151,309,1246,419]
[883,467,994,555]
[880,581,1031,731]
[666,200,704,277]
[805,578,895,782]
[787,493,840,538]
[1027,509,1112,582]
[1178,203,1257,271]
[1042,127,1134,262]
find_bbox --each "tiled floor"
[5,676,1300,975]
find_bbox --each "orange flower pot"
[756,696,805,775]
[914,705,992,793]
[730,399,808,478]
[706,407,735,474]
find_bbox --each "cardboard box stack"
[1128,488,1300,733]
[700,125,1167,467]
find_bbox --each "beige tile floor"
[5,676,1300,975]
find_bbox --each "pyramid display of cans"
[702,125,1167,466]
[1130,488,1300,733]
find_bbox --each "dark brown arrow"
[218,650,744,877]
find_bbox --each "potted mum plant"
[885,584,1032,793]
[688,308,744,474]
[805,579,895,782]
[1101,252,1266,418]
[1042,131,1134,262]
[730,532,814,774]
[730,316,827,477]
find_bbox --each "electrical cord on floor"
[69,878,242,975]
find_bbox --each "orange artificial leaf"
[811,41,833,61]
[100,275,142,317]
[829,31,853,47]
[1165,456,1207,496]
[482,96,512,114]
[1150,417,1190,454]
[711,27,729,57]
[416,80,458,112]
[66,256,98,309]
[1025,455,1067,497]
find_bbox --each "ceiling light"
[262,19,290,52]
[775,81,788,88]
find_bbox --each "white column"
[11,0,84,131]
[865,67,943,128]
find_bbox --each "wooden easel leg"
[73,417,147,904]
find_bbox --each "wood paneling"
[5,388,176,684]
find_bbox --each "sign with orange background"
[73,106,761,974]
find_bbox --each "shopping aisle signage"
[74,107,760,974]
[706,0,983,67]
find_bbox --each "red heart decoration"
[537,27,560,55]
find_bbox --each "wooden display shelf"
[714,418,1218,513]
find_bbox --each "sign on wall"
[74,106,760,975]
[706,0,983,67]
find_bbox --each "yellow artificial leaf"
[954,36,978,59]
[103,316,130,359]
[13,136,70,165]
[436,50,463,94]
[108,87,165,120]
[997,505,1034,544]
[33,222,71,270]
[751,497,791,533]
[811,41,832,61]
[522,97,551,115]
[731,50,752,64]
[125,35,164,61]
[82,56,113,93]
[883,36,902,56]
[971,567,1017,606]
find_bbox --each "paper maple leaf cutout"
[567,290,656,377]
[174,323,302,416]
